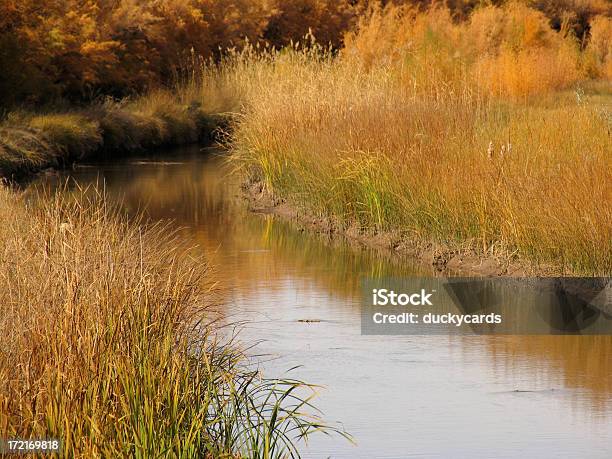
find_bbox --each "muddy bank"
[242,180,570,278]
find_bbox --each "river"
[37,146,612,458]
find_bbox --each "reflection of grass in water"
[481,336,612,413]
[253,214,424,293]
[51,151,425,302]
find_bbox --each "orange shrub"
[468,3,559,53]
[586,15,612,79]
[343,4,465,91]
[466,2,583,98]
[474,44,581,99]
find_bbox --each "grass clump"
[0,126,52,174]
[0,185,345,457]
[28,114,102,162]
[0,112,104,176]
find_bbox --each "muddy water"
[41,146,612,458]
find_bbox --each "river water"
[39,146,612,458]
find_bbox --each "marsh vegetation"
[0,186,347,457]
[0,1,611,456]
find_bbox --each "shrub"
[585,15,612,79]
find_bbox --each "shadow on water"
[35,145,612,458]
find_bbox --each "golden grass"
[0,186,343,457]
[28,114,102,161]
[227,6,612,275]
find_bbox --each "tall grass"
[0,185,347,457]
[228,5,612,275]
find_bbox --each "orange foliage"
[586,15,612,79]
[469,2,583,98]
[0,0,273,105]
[0,0,609,106]
[344,1,591,99]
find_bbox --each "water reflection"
[37,146,612,458]
[484,336,612,412]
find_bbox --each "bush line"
[0,95,226,181]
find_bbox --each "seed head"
[487,141,494,160]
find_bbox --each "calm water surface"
[40,146,612,458]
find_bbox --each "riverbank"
[243,179,557,277]
[0,90,227,182]
[234,81,611,277]
[229,8,612,277]
[0,185,341,457]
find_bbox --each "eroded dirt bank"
[242,180,573,278]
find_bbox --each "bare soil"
[242,180,566,278]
